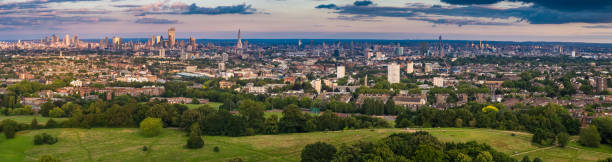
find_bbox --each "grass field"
[0,127,610,162]
[0,115,68,125]
[182,102,222,109]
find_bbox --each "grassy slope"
[0,115,68,125]
[0,128,610,162]
[182,102,223,109]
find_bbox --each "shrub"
[142,146,148,151]
[139,117,162,137]
[38,155,61,162]
[49,107,65,118]
[46,119,58,128]
[31,118,39,129]
[228,158,243,162]
[1,119,18,139]
[557,132,569,147]
[34,133,57,145]
[301,142,337,162]
[186,131,204,149]
[213,146,220,152]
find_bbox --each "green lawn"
[182,102,222,109]
[1,127,610,162]
[0,115,68,125]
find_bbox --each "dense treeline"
[395,102,581,146]
[301,131,516,162]
[1,95,390,138]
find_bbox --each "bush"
[31,118,39,129]
[579,125,601,147]
[1,119,18,139]
[38,155,61,162]
[139,117,162,137]
[228,158,243,162]
[557,132,569,147]
[301,142,337,162]
[46,119,58,128]
[213,146,220,152]
[142,146,148,151]
[34,133,58,145]
[49,107,65,118]
[597,157,612,162]
[186,131,204,149]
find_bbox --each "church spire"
[236,29,243,49]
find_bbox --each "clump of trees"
[186,124,204,149]
[301,131,515,162]
[395,102,581,146]
[34,133,58,145]
[1,119,18,139]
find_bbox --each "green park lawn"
[0,127,610,162]
[182,102,222,109]
[0,115,68,125]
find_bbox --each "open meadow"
[0,127,610,162]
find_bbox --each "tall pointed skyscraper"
[236,29,243,49]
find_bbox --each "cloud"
[442,0,612,11]
[182,3,256,15]
[584,25,612,29]
[315,4,338,9]
[353,1,373,7]
[135,17,179,24]
[315,1,612,25]
[0,16,117,26]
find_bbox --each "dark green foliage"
[142,146,148,151]
[34,133,57,145]
[533,157,543,162]
[45,119,58,128]
[579,125,601,147]
[31,118,39,129]
[592,117,612,144]
[521,156,531,162]
[597,157,612,162]
[532,128,556,146]
[1,119,18,139]
[300,142,337,162]
[327,131,514,162]
[279,104,308,133]
[213,146,220,152]
[186,131,204,149]
[557,132,569,147]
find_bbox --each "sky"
[0,0,611,43]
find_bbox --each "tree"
[237,100,265,133]
[455,118,463,128]
[1,119,18,139]
[533,157,543,162]
[521,156,531,162]
[301,142,337,162]
[46,119,58,128]
[579,125,601,147]
[413,145,444,162]
[49,107,65,118]
[139,117,163,137]
[592,117,612,144]
[456,153,472,162]
[31,118,39,129]
[264,115,279,134]
[474,151,493,162]
[557,132,569,147]
[186,131,204,149]
[38,155,61,162]
[279,104,307,133]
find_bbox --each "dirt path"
[511,145,556,156]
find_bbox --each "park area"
[0,127,611,162]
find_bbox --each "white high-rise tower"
[406,61,414,74]
[337,66,345,79]
[388,63,400,84]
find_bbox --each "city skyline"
[0,0,610,43]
